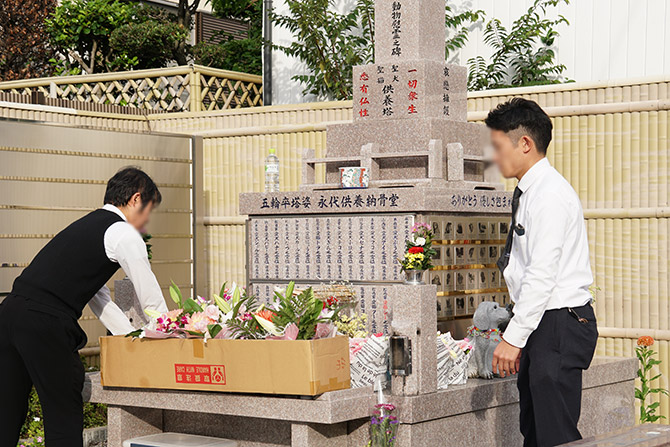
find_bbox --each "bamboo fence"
[2,74,669,420]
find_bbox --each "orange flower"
[637,336,654,347]
[255,309,276,322]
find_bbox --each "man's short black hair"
[484,98,553,155]
[104,167,162,208]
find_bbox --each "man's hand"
[492,339,522,378]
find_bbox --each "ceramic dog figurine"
[468,301,512,379]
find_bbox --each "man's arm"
[89,285,136,335]
[493,192,570,376]
[113,228,169,314]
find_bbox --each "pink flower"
[185,312,210,333]
[204,304,220,322]
[375,403,396,412]
[411,222,431,233]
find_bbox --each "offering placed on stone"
[437,332,473,389]
[349,334,389,389]
[340,166,369,188]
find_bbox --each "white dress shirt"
[502,158,593,349]
[88,204,168,335]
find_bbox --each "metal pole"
[263,0,273,106]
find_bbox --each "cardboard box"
[100,335,351,396]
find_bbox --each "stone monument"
[241,0,512,340]
[101,1,637,445]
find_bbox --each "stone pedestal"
[291,423,348,447]
[89,356,637,447]
[390,285,437,396]
[106,406,162,447]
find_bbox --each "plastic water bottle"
[264,148,280,192]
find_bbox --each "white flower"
[415,237,426,246]
[34,417,40,422]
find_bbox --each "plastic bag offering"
[349,335,389,389]
[437,332,473,389]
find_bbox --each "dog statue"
[467,301,512,379]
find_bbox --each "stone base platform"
[87,356,636,447]
[562,424,670,446]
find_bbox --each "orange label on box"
[174,364,226,385]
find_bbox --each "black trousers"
[517,303,598,447]
[0,295,87,447]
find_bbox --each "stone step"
[559,424,670,446]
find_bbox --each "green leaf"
[208,324,223,338]
[213,294,232,314]
[285,281,295,298]
[219,281,227,299]
[184,330,205,337]
[182,298,203,314]
[125,329,143,337]
[232,285,241,306]
[169,280,182,307]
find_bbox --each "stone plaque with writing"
[248,215,414,283]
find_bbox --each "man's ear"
[129,192,142,208]
[519,135,535,154]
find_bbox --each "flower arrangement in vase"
[397,222,437,285]
[128,281,352,341]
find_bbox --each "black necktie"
[497,186,523,273]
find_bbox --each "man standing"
[0,167,169,447]
[488,98,598,447]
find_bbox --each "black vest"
[11,209,123,319]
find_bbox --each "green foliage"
[225,292,266,340]
[272,1,484,100]
[46,0,142,74]
[193,37,262,75]
[182,297,204,314]
[635,344,669,423]
[467,0,570,91]
[272,284,326,340]
[272,0,370,100]
[110,16,188,71]
[200,0,262,75]
[46,0,191,75]
[445,6,485,61]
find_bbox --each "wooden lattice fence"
[0,65,263,113]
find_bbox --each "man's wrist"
[501,320,527,349]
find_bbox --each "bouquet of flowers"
[398,222,437,271]
[128,281,351,342]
